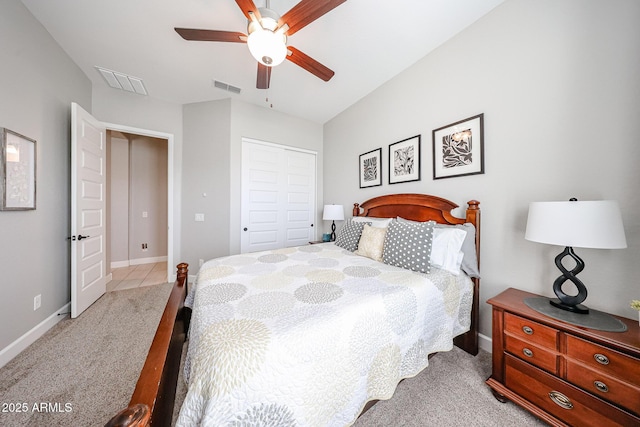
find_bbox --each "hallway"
[106,262,168,292]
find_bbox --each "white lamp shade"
[525,200,627,249]
[247,29,287,66]
[323,204,344,221]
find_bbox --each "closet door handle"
[243,227,248,231]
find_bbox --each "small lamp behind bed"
[524,198,628,331]
[323,204,344,241]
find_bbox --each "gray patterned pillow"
[397,217,480,278]
[335,219,368,252]
[382,220,435,273]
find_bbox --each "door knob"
[77,235,90,240]
[243,228,248,231]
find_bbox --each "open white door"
[71,103,107,318]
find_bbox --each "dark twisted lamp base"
[550,246,589,314]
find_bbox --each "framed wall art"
[359,148,382,188]
[432,113,484,179]
[389,135,420,184]
[1,128,36,210]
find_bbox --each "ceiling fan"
[175,0,347,90]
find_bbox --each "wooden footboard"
[106,263,190,427]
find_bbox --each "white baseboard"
[111,256,168,270]
[111,260,130,269]
[478,332,492,353]
[130,256,168,266]
[0,303,70,369]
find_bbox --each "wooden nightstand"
[486,288,640,427]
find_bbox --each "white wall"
[181,99,232,269]
[109,134,130,264]
[0,0,91,353]
[323,0,640,340]
[180,98,324,272]
[129,135,168,261]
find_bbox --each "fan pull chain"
[265,91,273,109]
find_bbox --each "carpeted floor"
[0,283,546,426]
[353,346,546,426]
[0,283,172,426]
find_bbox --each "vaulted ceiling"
[21,0,504,123]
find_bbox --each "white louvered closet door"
[241,139,316,253]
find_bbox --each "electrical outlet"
[34,294,41,311]
[142,243,148,251]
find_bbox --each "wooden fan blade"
[286,46,335,82]
[235,0,262,22]
[256,63,272,89]
[279,0,347,36]
[175,28,246,43]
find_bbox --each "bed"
[107,193,480,427]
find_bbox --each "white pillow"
[351,216,393,228]
[430,227,467,275]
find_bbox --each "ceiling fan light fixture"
[247,28,287,66]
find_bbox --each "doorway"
[104,122,175,284]
[70,103,175,317]
[106,130,168,291]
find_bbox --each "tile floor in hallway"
[106,262,168,292]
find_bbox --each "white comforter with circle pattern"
[176,242,473,426]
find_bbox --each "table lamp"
[524,199,627,330]
[323,204,344,241]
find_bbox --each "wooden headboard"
[353,193,480,355]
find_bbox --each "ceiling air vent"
[213,79,242,94]
[96,66,148,96]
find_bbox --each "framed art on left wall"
[0,128,36,210]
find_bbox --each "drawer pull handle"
[549,391,574,410]
[522,326,534,335]
[523,348,534,358]
[594,381,609,393]
[594,353,610,365]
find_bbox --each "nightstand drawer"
[505,335,559,374]
[504,312,558,350]
[566,360,640,415]
[566,335,640,385]
[505,354,639,427]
